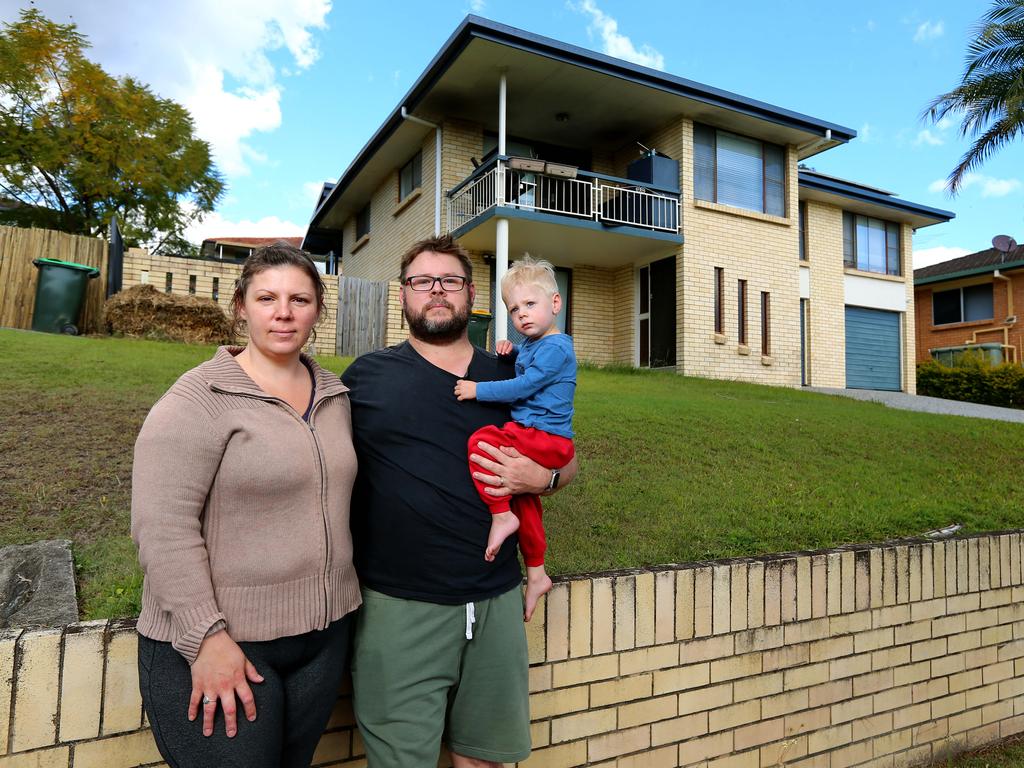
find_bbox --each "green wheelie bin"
[467,311,492,349]
[31,258,101,335]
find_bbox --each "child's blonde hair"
[501,254,558,304]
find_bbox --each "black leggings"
[138,617,352,768]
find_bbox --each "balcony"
[446,157,682,268]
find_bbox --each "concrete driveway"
[808,388,1024,424]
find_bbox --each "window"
[843,212,900,275]
[799,201,808,261]
[188,275,196,295]
[140,270,149,285]
[212,277,219,301]
[694,124,785,216]
[399,151,422,201]
[356,203,371,240]
[714,267,724,334]
[738,280,748,345]
[165,272,173,293]
[932,284,994,325]
[761,292,771,356]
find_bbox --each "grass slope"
[2,329,1023,620]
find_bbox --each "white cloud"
[929,173,1021,197]
[914,129,944,147]
[912,246,971,270]
[860,123,873,143]
[571,0,665,70]
[468,0,486,11]
[961,173,1022,198]
[866,20,877,32]
[185,211,306,245]
[0,1,332,177]
[914,20,944,43]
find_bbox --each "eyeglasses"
[403,274,468,292]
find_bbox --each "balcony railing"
[446,157,680,235]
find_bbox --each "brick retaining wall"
[3,533,1023,767]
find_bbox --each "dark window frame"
[932,283,995,326]
[738,279,748,345]
[694,123,787,217]
[212,276,220,301]
[165,272,173,294]
[188,274,197,296]
[356,203,371,240]
[842,211,901,276]
[761,292,771,356]
[714,267,725,334]
[399,150,423,202]
[799,201,808,261]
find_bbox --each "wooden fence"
[336,275,389,357]
[0,226,108,333]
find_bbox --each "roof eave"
[308,15,857,235]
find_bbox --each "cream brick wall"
[6,533,1024,767]
[678,118,801,386]
[338,129,441,283]
[803,202,847,388]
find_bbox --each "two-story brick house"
[914,245,1024,366]
[302,16,953,392]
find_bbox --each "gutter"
[401,107,442,236]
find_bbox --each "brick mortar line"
[5,628,24,756]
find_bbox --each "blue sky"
[4,1,1018,267]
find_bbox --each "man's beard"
[405,298,470,344]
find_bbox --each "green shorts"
[351,586,530,767]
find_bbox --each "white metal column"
[494,70,509,342]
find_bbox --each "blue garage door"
[845,307,901,391]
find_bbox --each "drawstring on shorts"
[465,602,476,640]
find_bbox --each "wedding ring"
[202,695,214,706]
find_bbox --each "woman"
[131,243,359,767]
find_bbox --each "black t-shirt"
[342,341,520,603]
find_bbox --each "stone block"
[102,629,143,735]
[72,731,162,768]
[569,579,592,658]
[0,541,77,629]
[636,572,656,648]
[59,623,106,742]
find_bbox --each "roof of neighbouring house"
[915,245,1024,285]
[798,168,954,229]
[203,237,304,248]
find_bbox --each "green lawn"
[2,328,1024,620]
[937,735,1024,767]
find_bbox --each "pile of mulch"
[104,284,232,345]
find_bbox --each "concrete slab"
[808,388,1024,424]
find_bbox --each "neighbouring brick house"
[199,236,305,263]
[914,245,1024,366]
[302,16,953,392]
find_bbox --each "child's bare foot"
[485,511,520,561]
[523,565,552,622]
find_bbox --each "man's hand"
[188,630,264,738]
[470,441,578,496]
[454,379,478,401]
[495,340,515,356]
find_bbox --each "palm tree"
[924,0,1024,194]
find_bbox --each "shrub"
[917,354,1024,409]
[104,284,231,345]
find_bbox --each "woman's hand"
[470,441,577,496]
[188,631,264,737]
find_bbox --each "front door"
[639,256,676,368]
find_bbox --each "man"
[341,235,577,767]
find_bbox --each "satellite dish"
[992,234,1017,253]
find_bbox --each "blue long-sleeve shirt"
[475,334,576,438]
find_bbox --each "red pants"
[468,422,575,567]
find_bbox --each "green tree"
[0,9,223,249]
[924,0,1024,194]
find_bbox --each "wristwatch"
[546,468,561,492]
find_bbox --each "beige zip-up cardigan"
[131,347,361,663]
